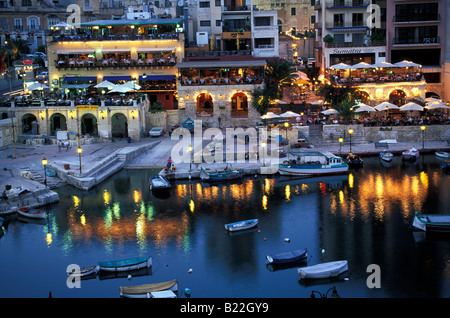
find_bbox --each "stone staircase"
[19,167,60,189]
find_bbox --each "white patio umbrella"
[280,111,301,118]
[372,61,396,68]
[27,83,49,90]
[399,102,424,112]
[353,103,375,112]
[330,63,352,70]
[394,60,422,68]
[374,102,399,111]
[94,80,115,89]
[426,101,450,109]
[123,81,142,90]
[261,112,281,119]
[52,22,73,28]
[294,71,309,80]
[352,62,374,69]
[108,84,136,93]
[321,109,339,115]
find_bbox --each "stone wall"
[0,117,18,148]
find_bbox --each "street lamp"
[42,157,47,187]
[77,147,82,174]
[421,125,426,149]
[348,128,353,153]
[339,137,343,157]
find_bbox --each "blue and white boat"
[224,219,258,232]
[266,248,308,265]
[98,256,152,272]
[278,151,348,176]
[379,152,393,162]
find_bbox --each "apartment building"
[314,0,387,68]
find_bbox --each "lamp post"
[42,157,47,187]
[339,137,343,157]
[77,147,82,174]
[348,128,353,153]
[421,125,426,149]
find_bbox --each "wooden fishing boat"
[67,265,100,278]
[120,279,178,298]
[298,260,348,280]
[149,175,171,191]
[278,151,348,176]
[200,167,243,182]
[401,147,419,161]
[379,152,393,162]
[98,256,152,272]
[224,219,258,232]
[17,207,47,219]
[346,153,363,167]
[412,213,450,233]
[435,151,450,158]
[266,248,307,265]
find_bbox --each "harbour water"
[0,154,449,298]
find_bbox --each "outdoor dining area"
[329,60,423,85]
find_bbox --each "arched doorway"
[21,114,39,135]
[196,93,213,114]
[389,89,407,106]
[50,113,67,135]
[81,113,98,136]
[355,90,370,105]
[111,113,128,138]
[231,92,248,117]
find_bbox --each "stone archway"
[231,92,248,117]
[21,113,39,135]
[50,113,67,135]
[389,89,407,106]
[81,113,98,136]
[111,113,128,138]
[355,90,370,105]
[196,93,214,114]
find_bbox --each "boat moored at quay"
[278,151,349,176]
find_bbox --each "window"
[200,20,211,27]
[14,18,22,30]
[215,0,221,6]
[254,17,271,27]
[21,0,31,5]
[216,20,221,27]
[27,16,39,30]
[352,13,363,27]
[291,7,296,16]
[334,14,344,27]
[199,1,210,7]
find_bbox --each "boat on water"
[149,175,171,191]
[298,260,348,280]
[379,152,393,162]
[200,167,243,182]
[120,279,178,298]
[435,151,450,158]
[17,207,47,219]
[346,153,363,167]
[412,213,450,233]
[67,265,100,278]
[402,147,419,161]
[98,256,152,272]
[224,219,258,232]
[266,248,307,265]
[442,159,450,173]
[278,151,348,176]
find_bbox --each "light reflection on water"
[0,154,449,298]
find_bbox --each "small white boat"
[278,151,348,176]
[435,151,450,158]
[298,260,348,280]
[17,207,47,219]
[98,256,152,272]
[402,147,419,161]
[379,152,393,162]
[412,213,450,233]
[67,265,100,278]
[120,279,178,298]
[224,219,258,232]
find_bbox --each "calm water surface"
[0,154,449,298]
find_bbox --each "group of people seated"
[181,75,261,86]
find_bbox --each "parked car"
[149,127,164,137]
[307,58,316,67]
[33,52,46,59]
[36,71,48,81]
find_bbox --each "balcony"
[393,14,440,24]
[393,36,440,46]
[51,33,179,42]
[326,21,369,30]
[324,40,386,48]
[326,0,369,8]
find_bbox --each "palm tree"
[5,38,31,60]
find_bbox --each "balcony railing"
[393,36,440,45]
[326,21,368,29]
[51,33,179,42]
[326,0,369,8]
[55,56,177,69]
[393,14,440,23]
[324,40,386,48]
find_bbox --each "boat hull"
[99,257,152,272]
[379,152,393,162]
[200,168,243,182]
[266,248,307,265]
[149,175,171,190]
[225,219,258,232]
[120,280,178,298]
[298,260,348,280]
[278,165,348,176]
[412,214,450,233]
[17,207,47,219]
[67,265,99,277]
[436,151,450,158]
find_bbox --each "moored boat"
[298,260,348,280]
[266,248,307,265]
[412,213,450,233]
[67,265,100,277]
[402,147,419,161]
[278,151,348,176]
[200,167,243,182]
[17,207,47,219]
[98,256,152,272]
[346,153,363,167]
[149,175,171,191]
[379,152,393,162]
[120,279,178,298]
[442,159,450,173]
[224,219,258,232]
[435,151,450,158]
